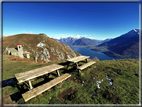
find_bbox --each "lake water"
[71,47,123,61]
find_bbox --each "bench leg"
[28,80,33,90]
[76,63,78,68]
[86,59,88,63]
[66,64,69,69]
[78,69,81,76]
[24,82,29,88]
[66,62,70,69]
[56,70,60,77]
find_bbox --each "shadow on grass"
[58,61,70,66]
[2,77,18,88]
[102,90,119,104]
[8,74,56,103]
[33,77,54,88]
[10,92,23,102]
[61,66,77,74]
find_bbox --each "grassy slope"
[2,55,139,104]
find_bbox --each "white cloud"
[28,31,33,34]
[2,34,10,38]
[76,35,81,38]
[68,34,74,36]
[101,38,108,40]
[3,34,10,36]
[21,30,33,34]
[52,34,67,39]
[52,34,75,39]
[53,34,66,37]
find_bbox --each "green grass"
[2,55,140,104]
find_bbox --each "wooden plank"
[67,56,84,61]
[67,56,90,63]
[22,73,71,102]
[77,61,96,70]
[15,64,64,83]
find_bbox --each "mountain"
[97,29,139,58]
[72,37,99,46]
[57,36,100,46]
[102,38,113,43]
[57,36,77,45]
[92,38,112,43]
[3,33,81,62]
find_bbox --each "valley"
[56,29,140,59]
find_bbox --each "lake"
[71,47,123,61]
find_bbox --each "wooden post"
[76,63,78,68]
[47,73,50,78]
[66,62,71,69]
[28,80,33,90]
[86,59,88,63]
[56,70,60,77]
[66,64,69,69]
[78,69,81,76]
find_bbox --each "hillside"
[2,55,139,104]
[94,29,139,58]
[3,33,81,62]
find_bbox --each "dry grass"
[93,56,100,61]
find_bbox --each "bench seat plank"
[22,73,71,102]
[77,61,96,70]
[15,64,64,83]
[67,56,90,63]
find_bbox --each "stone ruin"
[5,43,30,59]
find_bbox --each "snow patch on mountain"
[59,36,84,39]
[134,29,138,32]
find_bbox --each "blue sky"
[3,2,139,40]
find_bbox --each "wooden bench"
[22,73,71,102]
[15,64,64,90]
[77,61,96,75]
[15,64,71,102]
[66,55,90,68]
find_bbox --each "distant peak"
[133,29,138,32]
[77,36,84,39]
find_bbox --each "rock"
[67,55,71,59]
[37,42,46,48]
[50,47,55,52]
[43,48,50,58]
[61,52,64,59]
[40,54,44,60]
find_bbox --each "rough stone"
[37,42,46,48]
[50,47,55,52]
[61,52,64,59]
[67,55,71,59]
[43,48,50,58]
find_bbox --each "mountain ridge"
[96,29,139,58]
[56,36,112,46]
